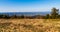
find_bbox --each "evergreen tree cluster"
[45,8,60,19]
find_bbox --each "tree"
[11,14,17,19]
[51,8,59,19]
[45,14,49,19]
[0,14,10,19]
[21,15,24,18]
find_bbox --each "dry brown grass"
[0,19,60,32]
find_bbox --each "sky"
[0,0,60,12]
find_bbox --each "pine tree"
[51,8,59,19]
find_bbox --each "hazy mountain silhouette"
[0,12,51,16]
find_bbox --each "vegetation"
[0,19,60,32]
[0,8,60,32]
[0,8,59,19]
[45,8,59,19]
[50,8,59,19]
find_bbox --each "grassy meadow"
[0,19,60,32]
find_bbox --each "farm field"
[0,19,60,32]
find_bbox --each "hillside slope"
[0,19,60,32]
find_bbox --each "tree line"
[45,8,60,19]
[0,8,60,19]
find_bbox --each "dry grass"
[0,19,60,32]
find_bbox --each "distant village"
[0,8,60,19]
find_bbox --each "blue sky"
[0,0,60,12]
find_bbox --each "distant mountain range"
[0,12,51,16]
